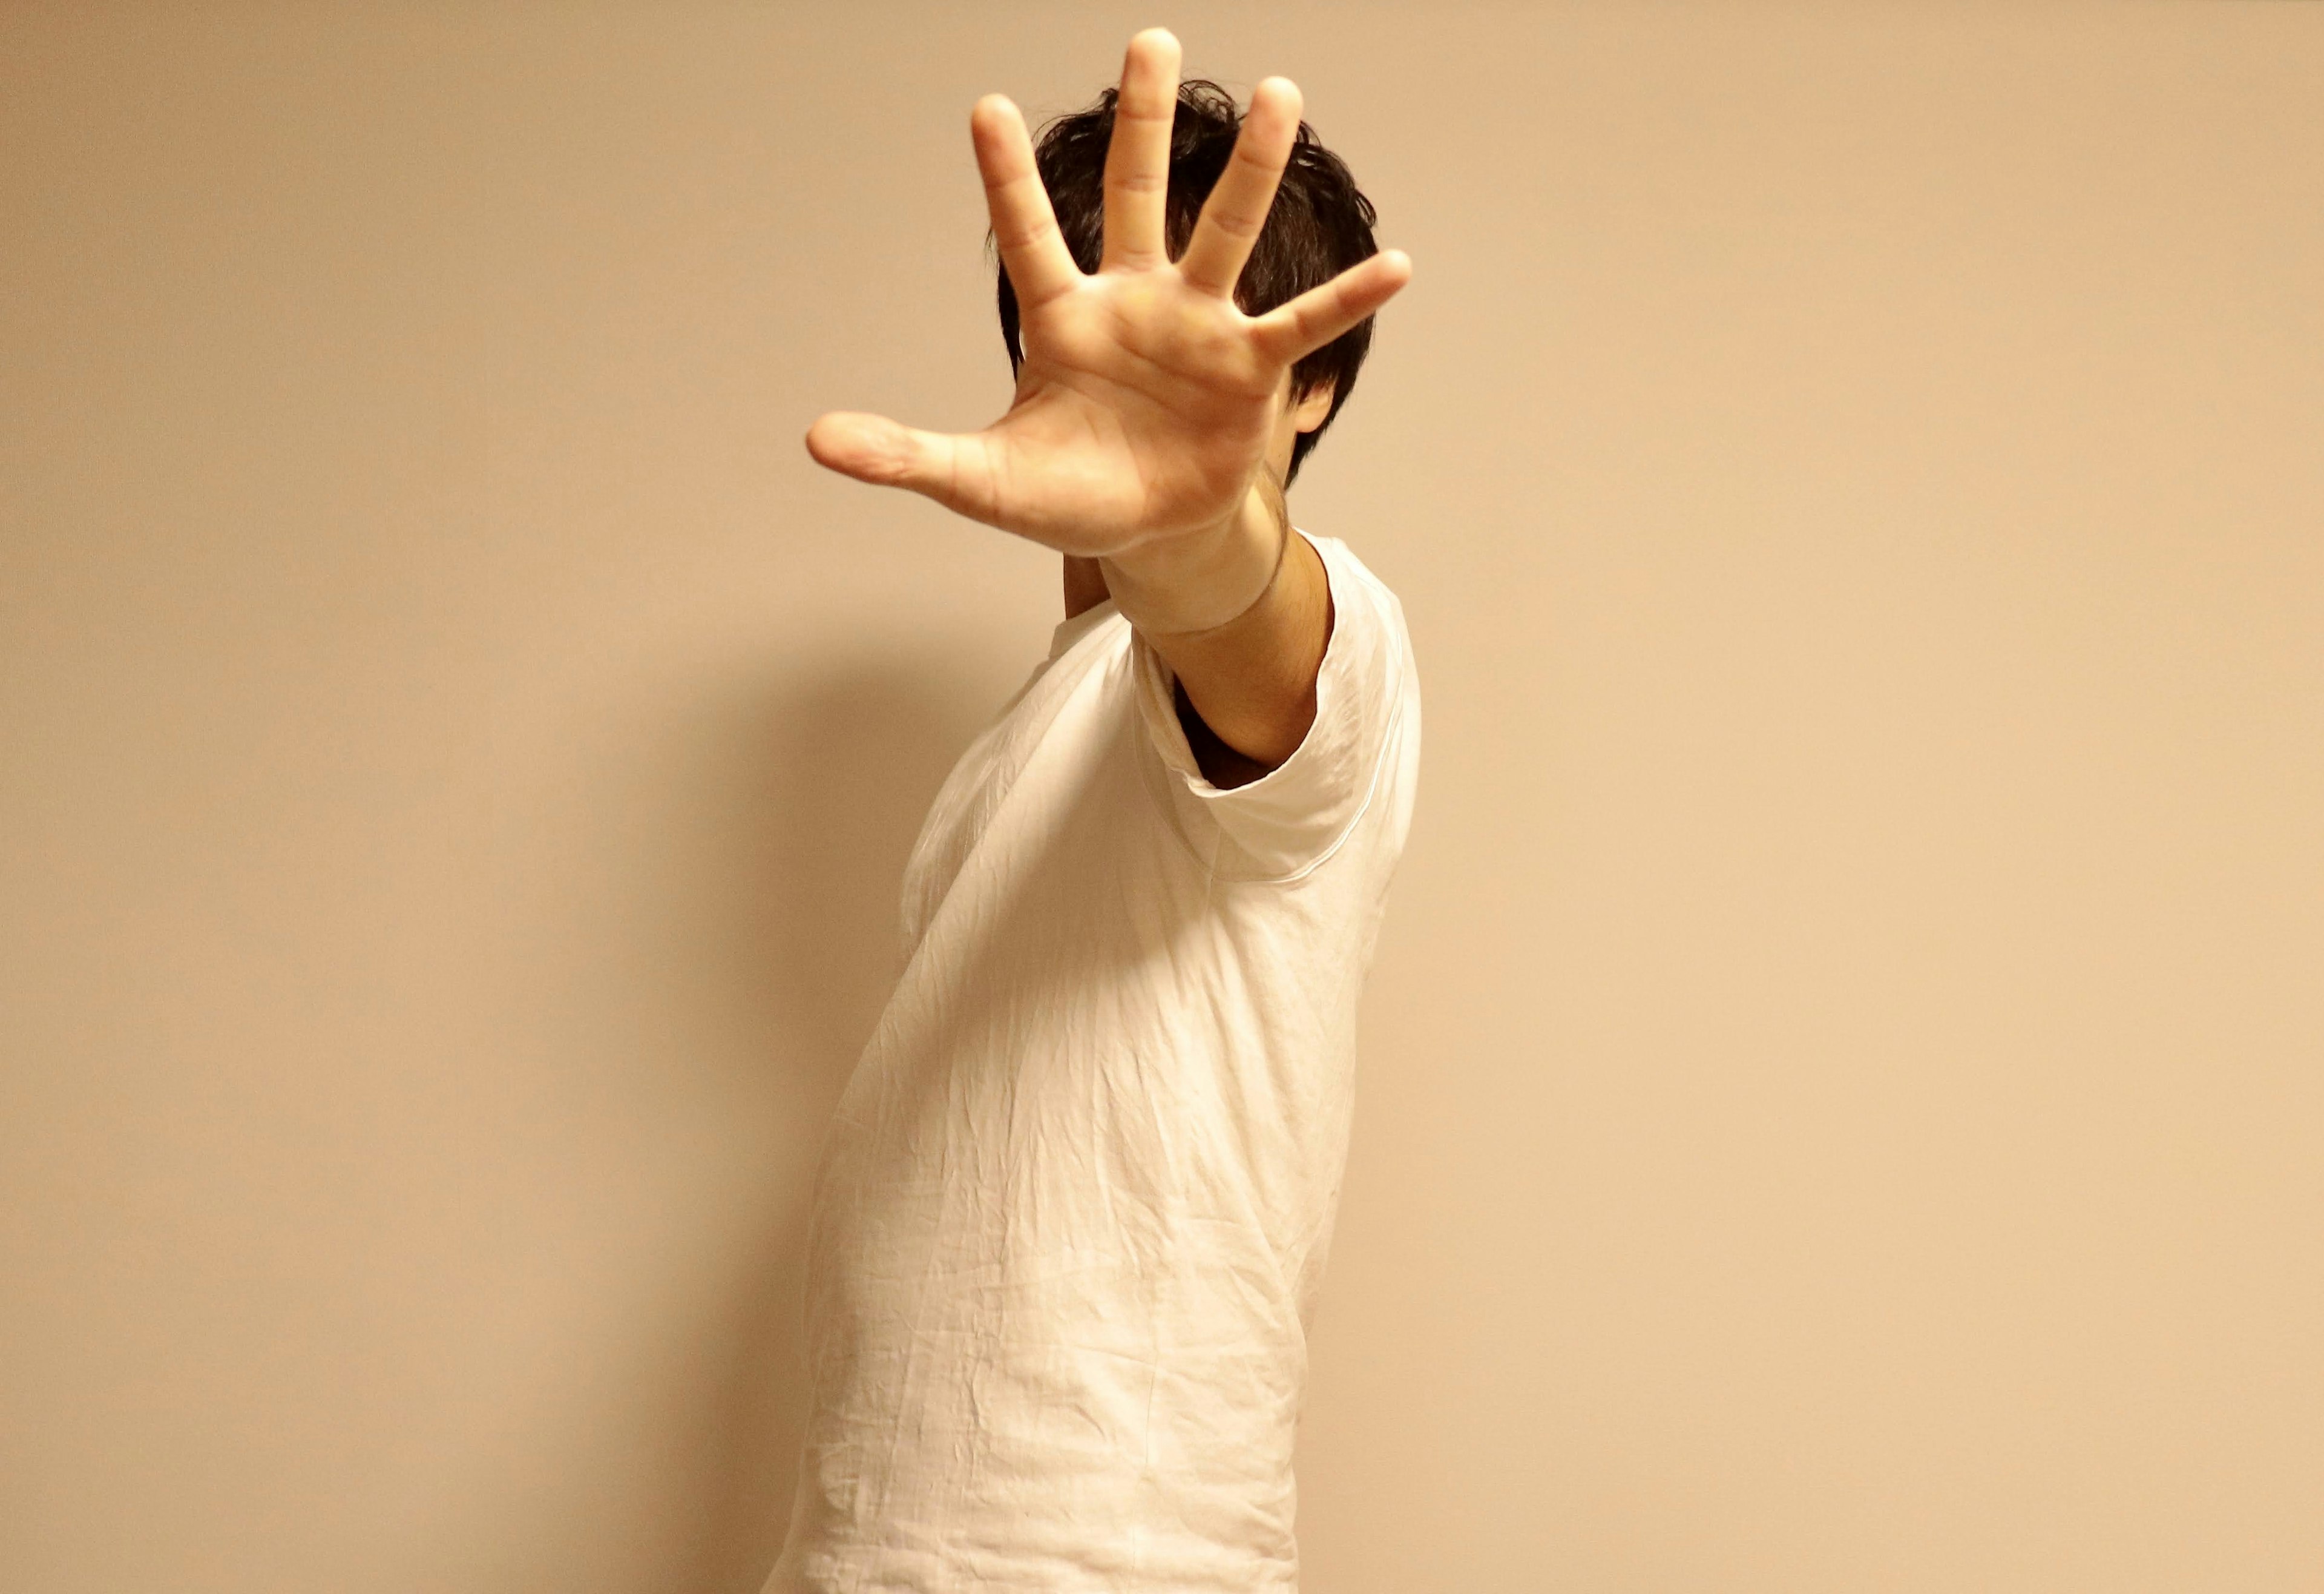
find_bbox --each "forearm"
[1097,484,1285,636]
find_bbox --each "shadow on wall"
[688,651,996,1594]
[392,637,1011,1593]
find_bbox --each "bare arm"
[1100,489,1332,773]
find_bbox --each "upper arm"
[1125,533,1413,882]
[1063,554,1111,621]
[1134,527,1334,771]
[1172,675,1276,790]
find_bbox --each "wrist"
[1098,481,1290,637]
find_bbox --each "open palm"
[804,30,1411,560]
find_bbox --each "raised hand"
[804,28,1411,564]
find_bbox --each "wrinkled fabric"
[763,530,1423,1593]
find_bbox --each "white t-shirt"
[764,529,1423,1593]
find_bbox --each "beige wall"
[4,4,2319,1589]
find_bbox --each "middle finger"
[1100,28,1183,271]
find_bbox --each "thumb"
[804,412,968,500]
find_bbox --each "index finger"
[973,94,1081,312]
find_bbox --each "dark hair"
[994,79,1381,486]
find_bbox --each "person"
[764,28,1422,1593]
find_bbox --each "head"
[994,78,1382,488]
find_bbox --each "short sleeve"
[1131,530,1416,883]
